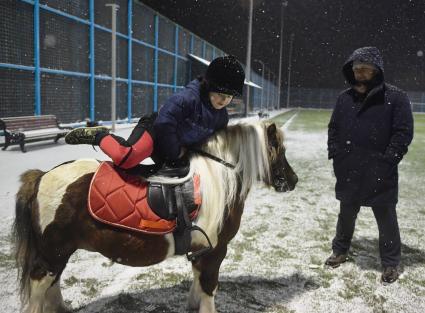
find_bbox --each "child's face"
[209,92,233,110]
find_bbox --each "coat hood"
[185,79,202,96]
[184,78,215,110]
[342,47,384,85]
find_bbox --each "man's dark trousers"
[332,202,401,267]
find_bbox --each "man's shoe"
[381,266,399,284]
[325,253,348,268]
[65,126,109,145]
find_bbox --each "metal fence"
[407,91,425,112]
[287,87,425,112]
[0,0,280,123]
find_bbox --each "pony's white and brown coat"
[13,121,297,313]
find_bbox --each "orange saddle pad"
[88,161,201,234]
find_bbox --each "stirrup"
[186,225,213,262]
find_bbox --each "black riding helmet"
[205,55,245,97]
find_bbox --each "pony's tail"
[12,169,45,305]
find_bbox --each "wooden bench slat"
[23,128,65,137]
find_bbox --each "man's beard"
[355,74,382,90]
[353,83,368,95]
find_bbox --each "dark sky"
[140,0,425,91]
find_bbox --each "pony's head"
[175,122,298,238]
[265,123,298,192]
[190,121,297,207]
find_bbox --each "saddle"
[88,161,211,260]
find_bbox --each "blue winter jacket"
[153,79,229,161]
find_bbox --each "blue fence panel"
[0,0,280,122]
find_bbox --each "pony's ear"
[267,123,277,138]
[267,123,279,147]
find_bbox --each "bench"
[0,115,72,153]
[258,111,270,118]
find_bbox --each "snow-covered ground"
[1,109,424,313]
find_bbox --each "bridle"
[190,148,235,169]
[191,145,290,190]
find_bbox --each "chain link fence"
[0,0,280,123]
[287,87,425,112]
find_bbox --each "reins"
[190,148,236,169]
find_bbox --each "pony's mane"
[198,122,271,202]
[148,122,274,238]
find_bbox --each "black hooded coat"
[328,47,414,206]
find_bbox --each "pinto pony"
[12,122,298,313]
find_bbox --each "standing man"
[326,47,414,284]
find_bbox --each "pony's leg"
[188,267,217,313]
[188,266,202,310]
[25,224,74,313]
[25,273,56,313]
[25,265,70,313]
[189,244,227,313]
[43,279,69,313]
